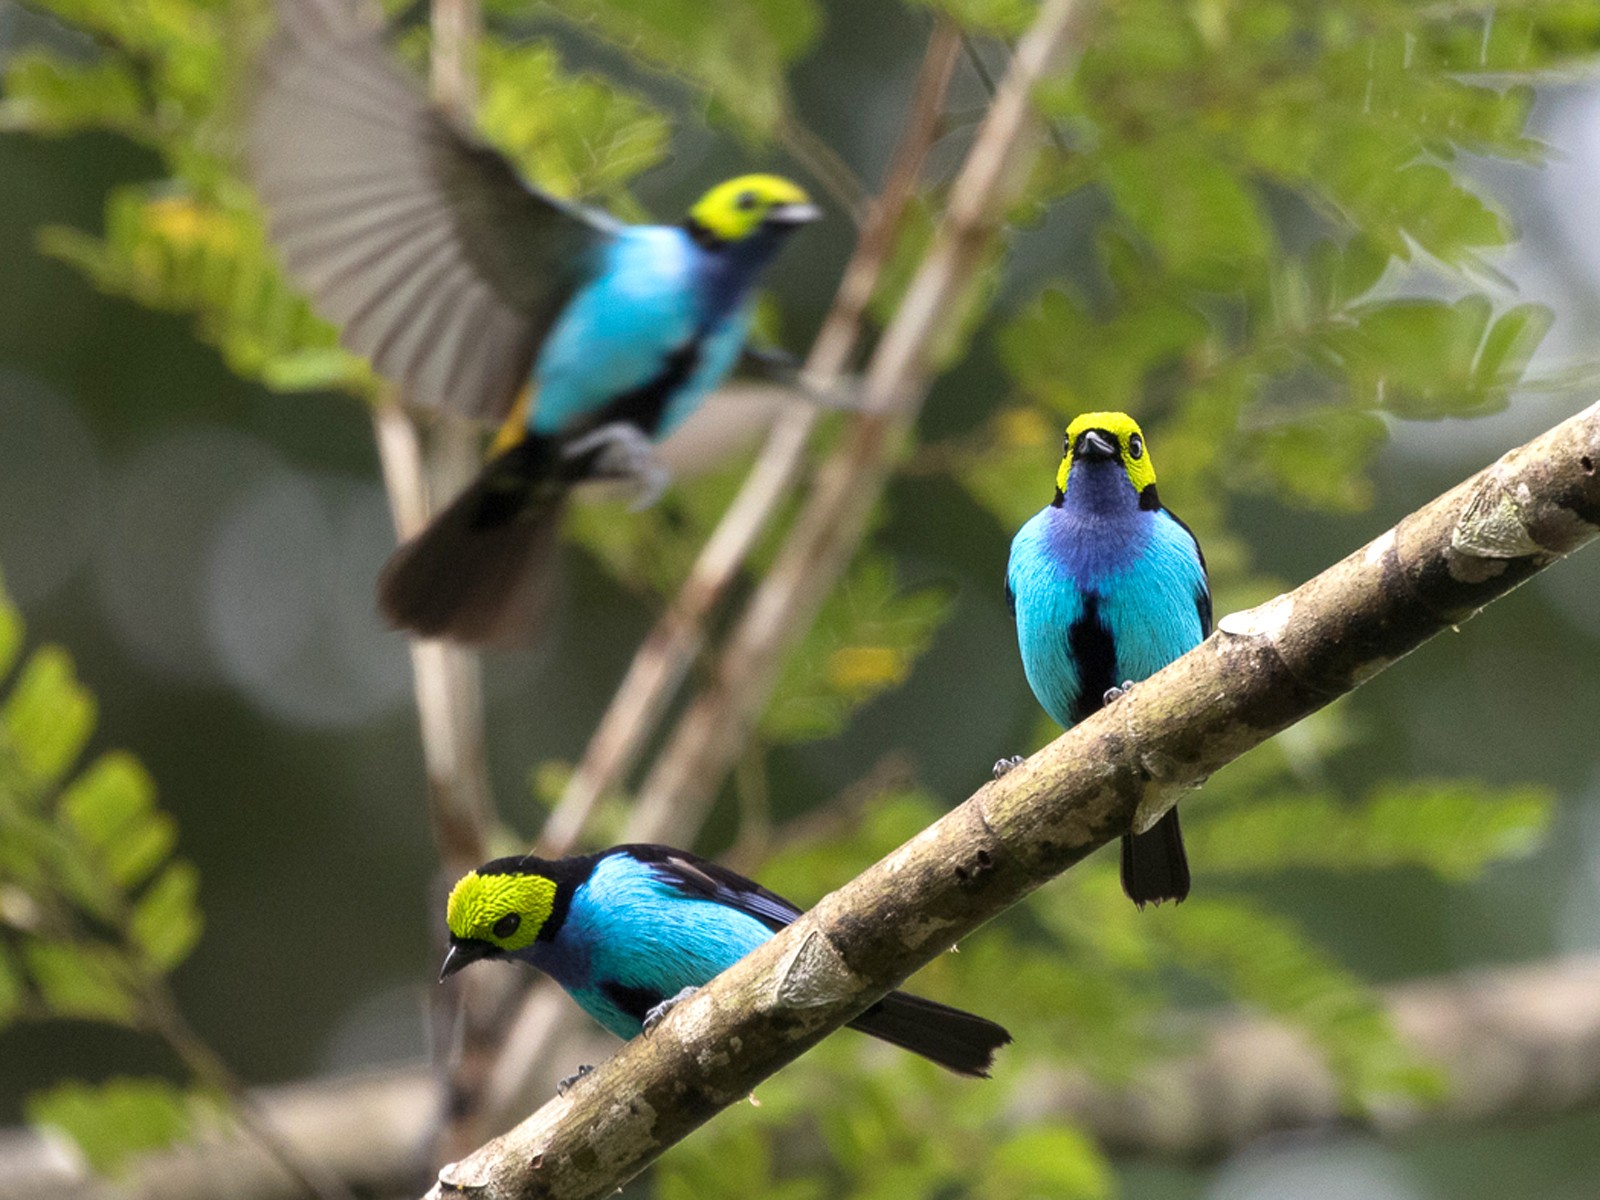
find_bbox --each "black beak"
[767,201,823,226]
[1075,429,1118,462]
[439,937,495,982]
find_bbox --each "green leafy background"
[3,0,1600,1195]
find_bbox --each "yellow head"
[440,860,557,979]
[1055,411,1158,502]
[687,174,820,244]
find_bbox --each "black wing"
[248,0,615,420]
[623,844,802,933]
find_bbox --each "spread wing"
[624,845,802,934]
[248,0,617,420]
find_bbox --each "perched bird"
[248,0,819,642]
[1001,412,1211,906]
[442,845,1011,1079]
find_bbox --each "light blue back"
[524,851,774,1040]
[1008,504,1207,730]
[530,226,751,439]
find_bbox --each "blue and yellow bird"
[1002,412,1210,906]
[249,0,818,642]
[441,845,1011,1079]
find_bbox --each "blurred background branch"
[9,954,1600,1200]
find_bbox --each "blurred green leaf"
[1194,780,1551,882]
[477,39,671,209]
[130,862,203,972]
[1,648,96,788]
[0,52,148,137]
[27,1078,193,1176]
[526,0,820,137]
[764,557,952,744]
[981,1127,1112,1200]
[60,753,175,891]
[23,941,140,1025]
[0,941,26,1027]
[1245,408,1388,511]
[1153,896,1444,1105]
[0,573,21,681]
[1102,136,1271,288]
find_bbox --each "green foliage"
[961,0,1598,537]
[6,0,682,399]
[513,0,820,138]
[1191,778,1553,882]
[764,556,952,744]
[476,39,672,213]
[27,1079,194,1176]
[981,1127,1112,1200]
[0,571,207,1171]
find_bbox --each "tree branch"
[622,0,1086,844]
[424,402,1600,1200]
[12,953,1600,1199]
[1036,955,1600,1158]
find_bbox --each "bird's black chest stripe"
[600,980,663,1024]
[586,340,704,440]
[1067,592,1118,726]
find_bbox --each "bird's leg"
[562,422,672,510]
[555,1063,594,1096]
[643,986,700,1035]
[992,755,1026,779]
[1102,680,1136,705]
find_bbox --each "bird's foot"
[992,755,1026,780]
[555,1064,594,1097]
[1102,680,1136,705]
[562,423,672,510]
[643,986,700,1035]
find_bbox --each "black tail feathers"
[377,437,565,645]
[1120,806,1190,907]
[849,990,1011,1078]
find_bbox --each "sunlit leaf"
[130,862,203,972]
[60,753,175,890]
[1,648,96,788]
[981,1127,1112,1200]
[23,941,140,1025]
[27,1078,193,1176]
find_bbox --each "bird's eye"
[1128,433,1144,460]
[492,913,521,939]
[735,190,760,212]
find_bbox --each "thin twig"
[536,21,964,860]
[774,112,871,226]
[622,0,1083,845]
[361,0,502,1169]
[143,988,356,1200]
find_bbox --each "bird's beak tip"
[439,941,478,982]
[772,201,823,225]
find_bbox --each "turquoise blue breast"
[1008,503,1206,731]
[528,226,751,440]
[524,851,775,1040]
